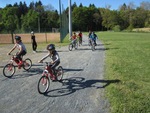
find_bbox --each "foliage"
[1,7,19,33]
[113,25,121,32]
[0,1,150,33]
[21,9,38,32]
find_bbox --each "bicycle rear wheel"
[3,63,16,78]
[23,58,32,71]
[56,66,63,81]
[37,76,50,94]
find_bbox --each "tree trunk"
[11,32,14,44]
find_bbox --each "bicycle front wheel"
[68,43,73,51]
[37,76,50,94]
[75,42,78,50]
[23,58,32,71]
[3,64,16,78]
[56,66,63,81]
[91,41,95,51]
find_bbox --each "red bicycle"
[3,54,32,78]
[37,62,63,94]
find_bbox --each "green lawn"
[98,32,150,113]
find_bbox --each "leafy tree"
[72,6,96,31]
[100,8,116,30]
[1,7,19,43]
[21,9,38,32]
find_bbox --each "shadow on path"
[43,77,120,97]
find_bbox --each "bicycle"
[68,39,78,51]
[89,38,96,51]
[78,37,82,46]
[3,54,32,78]
[37,62,63,94]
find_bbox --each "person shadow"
[43,77,120,97]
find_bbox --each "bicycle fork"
[42,70,49,85]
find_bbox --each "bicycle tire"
[23,58,32,71]
[56,66,63,81]
[3,63,16,78]
[75,42,78,50]
[68,43,73,51]
[91,41,95,51]
[37,75,50,94]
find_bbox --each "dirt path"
[0,35,110,113]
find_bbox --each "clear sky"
[0,0,149,10]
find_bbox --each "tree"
[21,9,38,32]
[100,8,116,30]
[72,6,96,31]
[1,7,19,43]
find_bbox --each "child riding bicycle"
[70,32,77,45]
[89,31,97,46]
[38,44,60,76]
[7,36,27,69]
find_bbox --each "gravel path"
[0,35,110,113]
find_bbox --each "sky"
[0,0,149,10]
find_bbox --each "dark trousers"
[32,42,37,51]
[16,50,26,61]
[50,61,60,75]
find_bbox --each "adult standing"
[31,31,37,53]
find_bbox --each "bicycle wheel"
[68,43,73,51]
[91,41,95,51]
[23,58,32,71]
[56,66,63,81]
[3,63,16,78]
[38,75,50,94]
[75,42,78,50]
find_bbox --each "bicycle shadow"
[43,77,120,97]
[63,68,84,73]
[3,67,43,80]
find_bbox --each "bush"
[113,25,121,32]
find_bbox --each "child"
[7,36,27,69]
[38,44,60,77]
[78,31,82,46]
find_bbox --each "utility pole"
[59,0,62,42]
[68,0,72,38]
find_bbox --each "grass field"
[97,32,150,113]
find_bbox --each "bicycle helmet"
[47,44,55,50]
[15,36,21,41]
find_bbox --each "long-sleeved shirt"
[41,51,60,63]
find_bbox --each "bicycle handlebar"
[39,62,52,66]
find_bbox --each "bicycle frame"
[8,55,20,65]
[89,39,95,51]
[42,63,56,80]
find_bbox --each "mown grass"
[97,32,150,113]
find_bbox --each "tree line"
[0,0,150,34]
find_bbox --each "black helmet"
[47,44,55,50]
[15,36,21,41]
